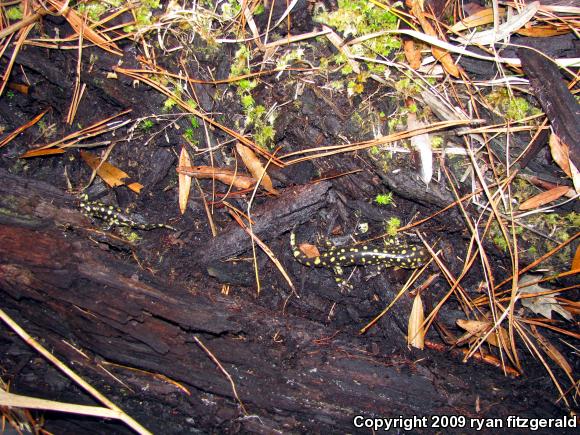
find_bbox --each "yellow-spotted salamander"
[290,229,426,286]
[79,194,175,231]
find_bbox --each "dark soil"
[1,1,577,433]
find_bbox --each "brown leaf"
[549,134,571,177]
[519,185,570,210]
[411,3,460,78]
[80,150,143,193]
[403,39,422,70]
[177,166,256,190]
[178,148,192,215]
[573,245,580,272]
[236,142,278,195]
[456,319,509,348]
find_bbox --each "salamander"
[290,229,426,286]
[79,194,175,231]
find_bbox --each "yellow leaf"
[80,151,143,193]
[408,294,425,349]
[178,148,192,215]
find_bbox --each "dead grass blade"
[226,208,296,295]
[0,108,49,149]
[0,308,151,434]
[44,0,122,55]
[20,109,132,157]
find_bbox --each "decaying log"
[0,169,565,433]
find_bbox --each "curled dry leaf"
[519,185,571,210]
[410,2,460,78]
[519,275,572,321]
[236,142,278,195]
[456,319,510,348]
[178,148,192,215]
[80,150,143,193]
[177,166,256,190]
[407,293,425,349]
[403,39,421,70]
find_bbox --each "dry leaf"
[450,7,506,32]
[531,326,573,377]
[403,39,421,70]
[177,166,256,190]
[80,151,143,193]
[408,293,425,349]
[519,275,572,321]
[549,133,571,177]
[456,319,509,348]
[517,26,570,37]
[519,185,570,210]
[572,245,580,272]
[236,142,278,195]
[178,148,192,215]
[411,2,460,77]
[20,148,66,158]
[298,243,320,259]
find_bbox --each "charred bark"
[0,169,564,433]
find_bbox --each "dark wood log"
[0,169,566,433]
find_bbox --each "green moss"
[375,192,393,206]
[485,88,541,121]
[315,0,400,72]
[386,217,401,237]
[139,119,154,130]
[244,104,276,149]
[6,5,23,20]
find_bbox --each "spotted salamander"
[79,194,175,231]
[290,230,426,286]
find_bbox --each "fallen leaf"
[572,245,580,272]
[519,274,572,321]
[80,150,143,193]
[178,148,192,215]
[549,133,571,177]
[450,7,505,32]
[403,39,421,70]
[236,142,278,195]
[456,319,509,348]
[411,2,460,77]
[177,166,256,190]
[519,185,570,210]
[408,293,425,349]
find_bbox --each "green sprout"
[140,119,154,130]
